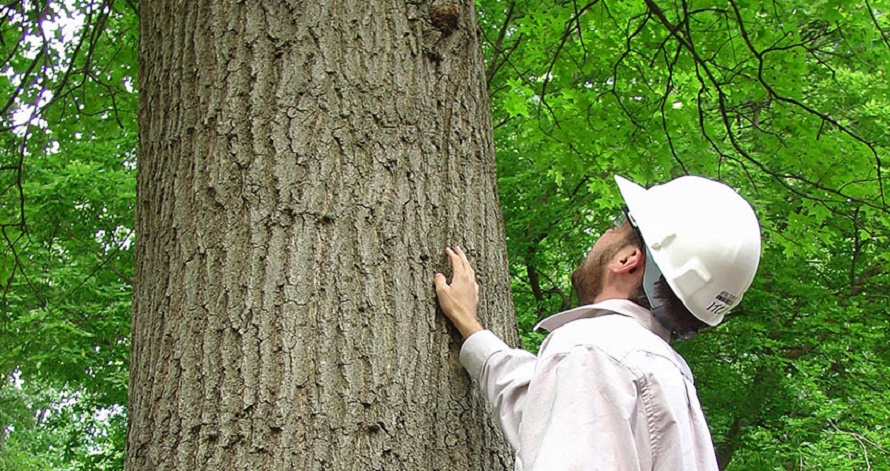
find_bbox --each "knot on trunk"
[431,3,460,36]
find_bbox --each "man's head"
[570,219,643,306]
[573,175,762,338]
[571,216,708,338]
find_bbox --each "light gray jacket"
[460,299,720,471]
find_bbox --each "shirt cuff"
[459,329,510,380]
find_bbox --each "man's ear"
[610,246,644,274]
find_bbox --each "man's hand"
[434,246,484,339]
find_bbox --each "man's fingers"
[434,272,449,292]
[454,246,470,271]
[443,246,476,284]
[445,246,467,278]
[452,246,476,279]
[445,247,459,270]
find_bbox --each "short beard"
[627,283,650,310]
[571,248,611,306]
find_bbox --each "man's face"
[571,220,638,304]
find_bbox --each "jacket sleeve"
[459,330,537,450]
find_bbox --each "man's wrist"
[456,320,484,339]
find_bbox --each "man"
[435,175,761,470]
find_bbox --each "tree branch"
[644,0,888,213]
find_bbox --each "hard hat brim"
[614,175,648,217]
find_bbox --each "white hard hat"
[615,175,761,326]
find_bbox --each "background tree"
[127,0,517,469]
[1,1,135,469]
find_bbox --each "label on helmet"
[705,291,738,315]
[716,291,738,305]
[705,302,728,315]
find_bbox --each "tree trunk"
[128,1,517,469]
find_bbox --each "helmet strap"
[641,247,697,341]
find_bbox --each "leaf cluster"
[0,0,136,467]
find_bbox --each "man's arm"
[434,246,535,449]
[434,246,483,339]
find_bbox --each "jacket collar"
[534,298,672,342]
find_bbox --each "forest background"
[1,0,888,470]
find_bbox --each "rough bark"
[128,1,518,469]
